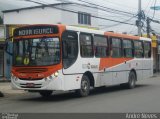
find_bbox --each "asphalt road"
[0,76,160,113]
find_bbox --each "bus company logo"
[18,73,27,77]
[82,63,90,69]
[37,73,44,77]
[91,65,98,69]
[82,64,98,69]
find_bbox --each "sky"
[0,0,160,34]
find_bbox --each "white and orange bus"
[9,24,153,97]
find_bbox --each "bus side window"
[134,41,144,58]
[123,39,133,58]
[62,31,78,69]
[110,37,122,58]
[80,33,93,58]
[94,35,109,58]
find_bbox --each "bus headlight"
[11,74,15,79]
[54,71,59,77]
[11,74,18,81]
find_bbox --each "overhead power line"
[99,15,137,29]
[76,0,136,16]
[101,0,137,11]
[57,0,137,18]
[23,0,136,26]
[151,0,157,20]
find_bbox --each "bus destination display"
[14,26,59,37]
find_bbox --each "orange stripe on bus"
[99,57,133,71]
[105,32,140,40]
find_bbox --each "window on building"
[144,41,151,58]
[62,31,78,69]
[78,12,91,25]
[80,33,93,57]
[134,41,144,58]
[123,39,133,58]
[94,35,109,58]
[111,38,122,58]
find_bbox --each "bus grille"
[19,78,43,81]
[16,68,48,73]
[20,83,42,88]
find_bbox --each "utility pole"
[146,17,151,38]
[138,0,142,36]
[146,17,160,38]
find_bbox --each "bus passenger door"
[62,30,78,74]
[143,41,152,79]
[133,41,144,80]
[62,31,79,90]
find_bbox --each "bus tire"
[127,71,136,89]
[39,91,53,98]
[76,75,90,97]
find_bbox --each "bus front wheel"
[39,91,53,98]
[76,75,90,97]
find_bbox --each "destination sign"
[14,26,59,37]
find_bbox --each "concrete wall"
[0,26,5,78]
[61,4,99,27]
[3,7,62,24]
[3,4,98,27]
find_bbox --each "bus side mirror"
[5,38,13,56]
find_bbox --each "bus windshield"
[13,37,60,66]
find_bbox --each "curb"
[0,77,11,82]
[0,80,11,83]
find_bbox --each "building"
[2,3,99,79]
[0,25,5,78]
[3,3,98,26]
[142,33,160,73]
[157,35,160,72]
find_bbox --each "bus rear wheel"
[76,75,90,97]
[127,71,136,89]
[39,91,53,98]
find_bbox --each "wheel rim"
[81,79,89,93]
[130,73,135,87]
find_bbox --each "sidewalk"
[0,78,25,97]
[152,72,160,77]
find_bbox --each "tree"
[0,16,3,24]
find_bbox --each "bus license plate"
[26,83,35,87]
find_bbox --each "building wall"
[0,47,4,77]
[3,7,62,24]
[61,4,98,27]
[0,25,5,78]
[3,4,99,27]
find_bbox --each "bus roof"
[13,24,152,42]
[140,37,152,42]
[66,26,104,35]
